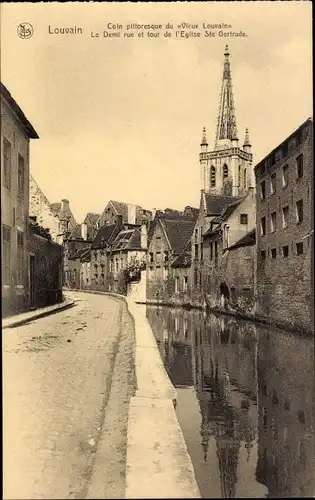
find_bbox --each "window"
[18,154,25,197]
[175,276,179,293]
[243,169,247,189]
[296,199,303,224]
[164,267,169,280]
[200,241,204,260]
[183,276,188,292]
[214,241,218,261]
[156,252,161,263]
[194,229,198,243]
[271,212,277,233]
[17,231,24,284]
[260,216,266,236]
[260,250,266,260]
[149,252,154,263]
[282,164,289,187]
[210,241,213,260]
[297,411,305,424]
[3,138,11,190]
[296,154,304,178]
[296,242,303,255]
[260,181,266,200]
[271,248,277,259]
[115,259,119,271]
[194,269,198,286]
[110,259,114,272]
[238,165,241,186]
[164,251,169,262]
[282,206,289,228]
[240,213,248,225]
[282,246,289,257]
[210,166,216,187]
[194,244,198,261]
[2,225,11,284]
[270,173,276,195]
[223,164,228,178]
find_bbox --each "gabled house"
[90,216,124,290]
[107,225,148,294]
[29,175,77,245]
[201,188,256,311]
[147,212,198,303]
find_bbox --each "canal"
[146,305,315,498]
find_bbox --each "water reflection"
[146,306,315,498]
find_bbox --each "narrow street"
[3,292,136,500]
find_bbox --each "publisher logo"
[17,23,34,39]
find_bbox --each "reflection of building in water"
[193,313,258,497]
[146,306,194,387]
[256,328,315,497]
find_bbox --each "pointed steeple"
[201,126,208,146]
[243,128,251,147]
[215,45,238,149]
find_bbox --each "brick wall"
[255,119,313,333]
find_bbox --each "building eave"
[1,82,39,139]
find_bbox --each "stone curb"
[2,298,75,329]
[65,289,201,498]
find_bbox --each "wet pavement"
[3,292,135,500]
[146,305,315,498]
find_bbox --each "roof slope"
[171,241,192,268]
[84,213,100,226]
[110,228,143,251]
[92,224,118,249]
[227,228,256,250]
[1,82,39,139]
[162,218,196,255]
[204,193,242,216]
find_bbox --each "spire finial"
[224,44,230,56]
[201,126,208,146]
[243,127,251,147]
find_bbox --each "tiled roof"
[91,224,118,249]
[69,224,81,239]
[1,82,39,139]
[228,228,256,250]
[161,218,196,255]
[81,248,91,263]
[204,198,245,237]
[84,213,100,226]
[68,247,88,260]
[204,193,242,216]
[110,228,143,251]
[50,202,61,216]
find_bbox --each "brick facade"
[255,118,313,333]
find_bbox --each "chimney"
[127,204,136,225]
[141,222,148,250]
[81,222,88,241]
[61,199,69,214]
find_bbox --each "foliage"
[30,220,52,241]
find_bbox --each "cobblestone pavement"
[3,292,136,500]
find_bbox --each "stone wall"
[28,233,63,308]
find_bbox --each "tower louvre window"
[210,166,216,187]
[223,164,228,178]
[243,169,247,189]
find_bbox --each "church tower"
[200,46,254,196]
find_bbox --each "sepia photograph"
[1,1,314,498]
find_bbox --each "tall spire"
[243,128,251,147]
[215,45,238,148]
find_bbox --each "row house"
[1,82,39,315]
[146,210,198,303]
[255,117,313,333]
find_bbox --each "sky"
[1,1,312,223]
